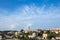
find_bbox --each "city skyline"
[0,0,60,30]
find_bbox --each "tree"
[20,29,24,33]
[56,32,60,37]
[47,32,56,39]
[46,30,50,34]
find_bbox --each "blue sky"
[0,0,60,30]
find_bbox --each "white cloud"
[0,4,60,30]
[24,22,32,30]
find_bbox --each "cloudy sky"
[0,0,60,30]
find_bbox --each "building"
[34,29,42,33]
[43,33,47,39]
[28,32,38,38]
[49,28,60,34]
[0,31,2,39]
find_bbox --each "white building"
[49,28,60,34]
[28,32,38,38]
[43,33,47,39]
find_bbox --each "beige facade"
[43,33,47,39]
[49,28,60,34]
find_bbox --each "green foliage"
[56,32,60,37]
[28,31,33,35]
[20,29,24,33]
[38,32,43,37]
[46,30,50,34]
[20,35,29,40]
[47,32,56,39]
[13,35,20,39]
